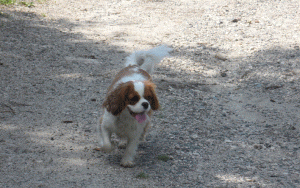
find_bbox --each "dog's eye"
[130,96,139,102]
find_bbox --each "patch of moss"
[136,172,149,179]
[157,154,170,162]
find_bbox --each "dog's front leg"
[98,115,114,152]
[120,138,139,167]
[100,126,113,152]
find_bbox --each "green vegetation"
[0,0,15,5]
[0,0,37,7]
[136,172,149,179]
[157,154,170,162]
[19,1,34,7]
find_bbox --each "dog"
[97,45,171,167]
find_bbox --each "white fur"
[125,45,172,74]
[99,108,150,162]
[127,82,149,114]
[119,73,147,84]
[98,45,171,167]
[133,81,145,96]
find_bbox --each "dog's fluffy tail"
[125,45,172,74]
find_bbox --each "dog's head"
[103,81,159,123]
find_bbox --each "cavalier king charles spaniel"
[97,45,172,167]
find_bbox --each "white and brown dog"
[98,45,172,167]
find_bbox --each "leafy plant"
[0,0,16,5]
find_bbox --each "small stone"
[220,72,227,77]
[254,83,262,88]
[265,143,272,148]
[254,144,263,150]
[62,120,73,123]
[232,18,241,23]
[50,137,54,141]
[214,53,228,61]
[191,134,198,139]
[265,85,283,90]
[93,147,101,151]
[245,177,256,182]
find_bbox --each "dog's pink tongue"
[135,114,147,123]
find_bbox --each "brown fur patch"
[144,81,160,110]
[103,66,159,116]
[103,82,140,116]
[107,66,151,93]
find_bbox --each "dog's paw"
[120,160,135,168]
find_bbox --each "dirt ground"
[1,0,300,187]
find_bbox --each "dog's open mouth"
[128,108,147,123]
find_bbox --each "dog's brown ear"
[144,81,160,111]
[103,82,133,116]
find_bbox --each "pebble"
[265,143,272,148]
[254,144,263,150]
[254,83,262,88]
[232,18,241,23]
[214,53,228,61]
[191,134,199,139]
[220,72,227,77]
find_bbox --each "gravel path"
[1,0,300,187]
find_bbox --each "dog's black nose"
[142,102,149,109]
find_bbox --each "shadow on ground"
[1,8,299,187]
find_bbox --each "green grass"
[19,1,34,7]
[0,0,41,7]
[157,154,170,162]
[136,172,149,179]
[0,0,16,5]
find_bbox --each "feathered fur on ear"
[103,82,134,116]
[144,81,160,111]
